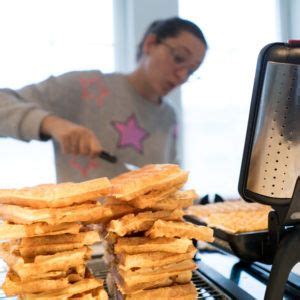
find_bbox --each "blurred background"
[0,0,299,199]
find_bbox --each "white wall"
[278,0,300,40]
[113,0,179,72]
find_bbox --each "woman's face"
[141,31,206,97]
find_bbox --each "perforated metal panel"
[247,61,300,198]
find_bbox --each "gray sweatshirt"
[0,71,178,182]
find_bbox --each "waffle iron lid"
[238,40,300,207]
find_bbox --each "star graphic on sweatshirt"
[112,114,149,154]
[69,156,100,177]
[80,76,109,107]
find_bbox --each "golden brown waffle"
[16,231,100,257]
[114,237,193,254]
[128,189,197,210]
[14,265,86,282]
[71,286,108,300]
[20,231,100,247]
[117,245,197,270]
[130,283,196,300]
[0,177,111,208]
[186,199,272,233]
[124,283,197,300]
[110,164,188,201]
[91,203,138,224]
[145,220,214,242]
[204,209,270,233]
[117,273,193,295]
[0,244,92,281]
[20,278,105,299]
[18,243,92,258]
[108,270,182,296]
[106,185,182,206]
[0,222,82,240]
[107,209,184,237]
[2,269,84,295]
[112,259,196,293]
[186,199,271,218]
[0,202,104,225]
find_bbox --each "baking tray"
[184,215,273,264]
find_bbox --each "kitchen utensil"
[238,40,300,300]
[98,151,117,163]
[123,163,139,171]
[98,151,139,171]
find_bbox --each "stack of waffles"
[0,178,112,299]
[103,164,214,300]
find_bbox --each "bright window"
[0,0,114,188]
[179,0,280,198]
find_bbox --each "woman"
[0,17,207,182]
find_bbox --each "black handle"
[98,151,117,163]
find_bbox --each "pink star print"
[69,156,100,177]
[80,76,109,107]
[112,114,149,154]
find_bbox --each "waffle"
[0,177,111,208]
[145,220,214,242]
[0,202,104,225]
[108,272,197,300]
[110,271,183,295]
[0,245,92,280]
[128,189,197,210]
[18,242,92,258]
[186,199,271,218]
[204,209,270,233]
[91,203,138,224]
[0,221,82,240]
[106,185,178,203]
[107,209,183,237]
[114,236,193,254]
[117,259,196,285]
[2,269,84,295]
[20,231,100,247]
[110,164,188,201]
[16,231,100,257]
[71,286,108,300]
[21,278,105,300]
[123,283,197,300]
[117,245,197,270]
[112,259,196,294]
[186,199,272,233]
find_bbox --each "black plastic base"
[265,225,300,300]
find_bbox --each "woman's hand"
[41,115,102,157]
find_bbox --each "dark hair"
[136,16,207,61]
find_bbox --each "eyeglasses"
[160,42,197,77]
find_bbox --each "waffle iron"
[238,40,300,300]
